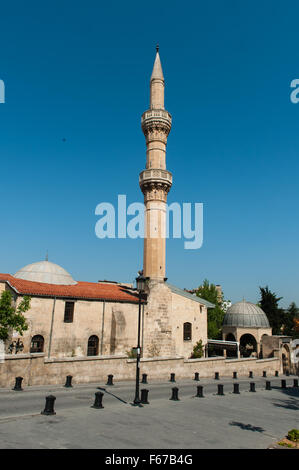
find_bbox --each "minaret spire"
[140,47,172,280]
[150,46,165,109]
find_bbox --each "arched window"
[30,335,44,353]
[183,322,192,341]
[64,301,75,323]
[87,335,99,356]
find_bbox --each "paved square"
[0,375,298,449]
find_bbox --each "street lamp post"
[133,274,147,406]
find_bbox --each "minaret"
[140,45,172,281]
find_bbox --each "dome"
[14,261,77,285]
[223,300,270,328]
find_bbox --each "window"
[183,322,192,341]
[30,335,44,353]
[64,301,74,323]
[87,335,99,356]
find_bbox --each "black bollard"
[91,391,104,409]
[141,373,148,384]
[281,379,286,389]
[215,372,219,380]
[265,381,271,391]
[249,371,253,378]
[170,373,176,383]
[13,376,23,391]
[263,371,267,378]
[106,374,114,386]
[249,382,256,392]
[64,375,73,388]
[275,370,279,377]
[217,384,224,396]
[170,387,180,401]
[41,395,56,415]
[233,383,240,394]
[196,385,204,398]
[194,372,200,381]
[140,389,149,404]
[233,371,237,379]
[293,379,298,388]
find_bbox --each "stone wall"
[143,281,176,357]
[11,295,140,359]
[0,353,281,388]
[170,291,207,358]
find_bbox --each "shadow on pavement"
[97,387,127,404]
[271,386,299,411]
[229,421,265,433]
[272,397,299,411]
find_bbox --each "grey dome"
[14,261,77,285]
[223,300,270,328]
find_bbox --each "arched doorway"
[225,333,237,357]
[259,334,269,359]
[240,334,257,358]
[282,344,290,374]
[226,333,236,341]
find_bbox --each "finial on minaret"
[45,250,48,262]
[150,45,164,86]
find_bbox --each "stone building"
[222,300,272,357]
[261,335,293,374]
[0,259,212,360]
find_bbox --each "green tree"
[195,279,225,339]
[259,286,283,335]
[190,340,204,358]
[282,302,299,338]
[0,291,30,341]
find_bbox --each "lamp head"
[136,275,148,292]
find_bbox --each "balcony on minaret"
[139,169,172,197]
[141,109,172,136]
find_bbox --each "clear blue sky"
[0,0,298,308]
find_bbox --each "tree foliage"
[259,286,299,338]
[195,279,225,340]
[282,302,299,338]
[0,291,30,341]
[259,286,283,335]
[190,339,204,358]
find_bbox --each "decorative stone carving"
[139,169,172,197]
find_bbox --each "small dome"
[14,261,77,285]
[223,300,270,328]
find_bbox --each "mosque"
[0,47,293,385]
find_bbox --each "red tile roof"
[0,273,139,303]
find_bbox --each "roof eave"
[167,283,215,308]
